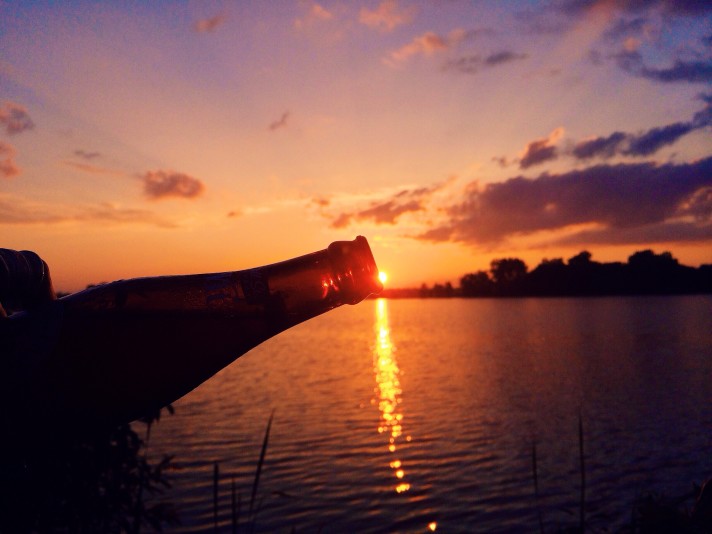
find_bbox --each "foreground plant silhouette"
[531,415,712,534]
[0,408,178,532]
[211,411,274,533]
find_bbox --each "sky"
[1,0,711,292]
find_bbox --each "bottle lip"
[327,236,383,304]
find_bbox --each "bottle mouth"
[327,236,383,304]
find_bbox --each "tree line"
[381,249,712,298]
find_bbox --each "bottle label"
[239,269,270,304]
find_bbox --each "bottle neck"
[235,236,383,322]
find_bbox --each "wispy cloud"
[268,111,290,131]
[388,25,525,75]
[74,149,101,160]
[0,142,20,178]
[444,50,528,74]
[389,27,490,63]
[603,16,650,41]
[194,13,227,33]
[294,2,333,30]
[323,178,456,229]
[0,101,34,135]
[0,194,175,227]
[360,0,416,32]
[417,157,712,248]
[389,31,449,63]
[140,170,205,200]
[63,160,124,176]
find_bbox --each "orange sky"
[1,1,711,292]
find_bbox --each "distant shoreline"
[371,289,712,299]
[376,248,712,299]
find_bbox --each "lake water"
[150,296,712,533]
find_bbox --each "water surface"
[151,295,712,532]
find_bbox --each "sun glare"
[378,271,388,285]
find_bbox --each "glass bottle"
[0,236,382,431]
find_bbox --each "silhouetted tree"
[490,258,528,295]
[699,265,712,293]
[528,258,568,295]
[568,250,592,267]
[460,271,495,297]
[414,249,711,299]
[626,249,692,294]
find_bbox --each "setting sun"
[378,271,388,285]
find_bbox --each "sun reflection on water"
[373,298,411,494]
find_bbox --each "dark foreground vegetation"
[383,249,712,299]
[0,410,178,532]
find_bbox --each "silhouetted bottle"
[0,237,381,433]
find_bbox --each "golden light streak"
[372,300,437,530]
[373,298,410,493]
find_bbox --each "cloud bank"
[0,194,175,227]
[417,156,712,247]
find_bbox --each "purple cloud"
[559,0,712,17]
[141,170,205,200]
[573,100,712,160]
[417,157,712,247]
[0,142,20,178]
[0,102,34,135]
[624,122,696,156]
[572,132,627,159]
[616,50,712,84]
[519,128,564,169]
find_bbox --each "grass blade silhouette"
[532,441,545,534]
[579,413,586,533]
[213,461,220,532]
[249,411,274,521]
[231,476,239,534]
